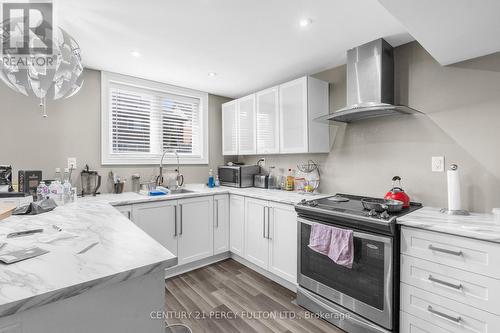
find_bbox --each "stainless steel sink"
[169,188,194,194]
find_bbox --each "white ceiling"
[378,0,500,66]
[56,0,413,98]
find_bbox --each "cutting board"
[0,203,16,221]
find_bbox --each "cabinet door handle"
[127,211,131,220]
[262,207,266,238]
[428,245,463,256]
[215,200,219,228]
[427,305,461,323]
[174,205,178,237]
[267,207,271,240]
[179,204,183,235]
[428,275,463,290]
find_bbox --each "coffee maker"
[0,165,13,193]
[80,165,101,196]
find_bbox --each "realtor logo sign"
[1,1,54,67]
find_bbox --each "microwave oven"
[218,165,260,188]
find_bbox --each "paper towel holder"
[440,164,470,216]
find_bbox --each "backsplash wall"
[239,42,500,213]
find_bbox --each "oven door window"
[300,223,387,310]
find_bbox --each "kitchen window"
[101,72,208,165]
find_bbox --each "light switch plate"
[432,156,445,172]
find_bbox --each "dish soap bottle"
[285,168,294,191]
[208,169,215,188]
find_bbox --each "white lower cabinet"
[400,226,500,333]
[244,197,297,284]
[116,193,298,286]
[229,195,245,256]
[177,196,214,265]
[213,194,229,255]
[268,202,297,283]
[244,198,269,269]
[132,200,178,256]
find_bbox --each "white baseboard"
[164,252,297,293]
[164,252,230,279]
[230,254,297,292]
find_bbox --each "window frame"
[101,71,209,165]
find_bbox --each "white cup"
[493,208,500,223]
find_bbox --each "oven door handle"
[297,217,392,244]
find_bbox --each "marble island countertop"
[0,184,326,318]
[0,199,177,317]
[398,206,500,243]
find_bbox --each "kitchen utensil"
[113,182,125,194]
[361,198,404,213]
[81,165,101,196]
[0,203,16,221]
[7,228,44,238]
[384,176,410,208]
[77,241,99,254]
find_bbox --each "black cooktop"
[296,193,422,235]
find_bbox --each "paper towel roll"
[447,165,462,211]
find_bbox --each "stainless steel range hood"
[319,38,421,123]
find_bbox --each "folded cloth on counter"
[308,223,354,269]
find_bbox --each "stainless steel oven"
[297,216,394,332]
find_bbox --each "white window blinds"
[102,72,208,165]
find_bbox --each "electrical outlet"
[431,156,445,172]
[67,157,77,170]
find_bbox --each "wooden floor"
[165,259,344,333]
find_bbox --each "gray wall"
[240,42,500,213]
[0,69,231,192]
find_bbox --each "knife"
[7,229,44,238]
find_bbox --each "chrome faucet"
[156,149,184,189]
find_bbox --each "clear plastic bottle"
[214,174,220,187]
[36,181,49,201]
[49,168,64,205]
[63,168,73,203]
[285,168,295,191]
[208,169,215,188]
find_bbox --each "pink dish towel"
[308,224,354,269]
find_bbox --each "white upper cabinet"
[279,78,308,153]
[222,76,329,156]
[256,87,280,154]
[222,100,238,155]
[237,94,257,155]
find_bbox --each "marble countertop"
[0,200,177,317]
[398,207,500,243]
[0,184,326,317]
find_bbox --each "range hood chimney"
[319,38,421,123]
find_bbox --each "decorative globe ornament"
[0,16,84,117]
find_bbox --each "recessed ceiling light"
[299,18,313,27]
[130,50,141,57]
[208,72,217,77]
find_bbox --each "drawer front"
[401,255,500,315]
[401,227,500,278]
[400,311,452,333]
[401,283,500,333]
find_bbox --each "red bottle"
[384,176,411,208]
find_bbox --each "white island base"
[0,270,166,333]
